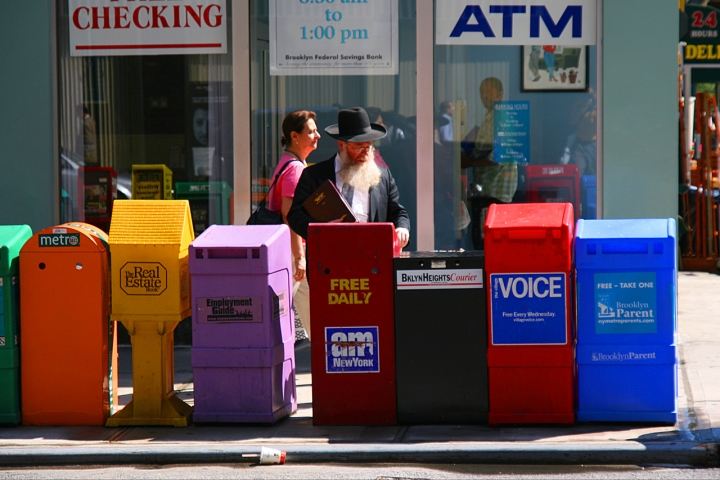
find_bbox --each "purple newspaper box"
[189,225,297,423]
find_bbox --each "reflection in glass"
[433,39,597,250]
[250,0,418,250]
[56,0,234,236]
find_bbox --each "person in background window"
[268,110,320,341]
[83,106,98,165]
[369,109,405,148]
[543,45,558,82]
[437,100,455,144]
[365,107,390,169]
[569,90,597,176]
[461,78,517,248]
[434,113,469,249]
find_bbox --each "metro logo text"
[38,233,80,247]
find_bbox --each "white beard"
[338,150,383,192]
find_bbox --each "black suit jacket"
[287,155,411,239]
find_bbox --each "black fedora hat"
[325,107,387,142]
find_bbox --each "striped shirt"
[472,110,518,203]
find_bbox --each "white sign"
[325,326,380,373]
[436,0,596,46]
[270,0,398,76]
[396,269,484,290]
[69,0,227,56]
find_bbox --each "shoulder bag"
[246,158,300,225]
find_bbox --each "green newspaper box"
[174,181,232,234]
[0,225,32,424]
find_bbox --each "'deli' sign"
[68,0,227,56]
[684,4,720,64]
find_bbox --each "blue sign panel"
[325,326,380,374]
[594,272,657,335]
[490,272,567,345]
[494,101,530,163]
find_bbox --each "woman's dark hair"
[281,110,317,147]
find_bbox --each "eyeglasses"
[345,142,374,153]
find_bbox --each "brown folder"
[302,179,358,223]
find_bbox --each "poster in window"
[522,45,588,92]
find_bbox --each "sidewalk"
[0,272,718,467]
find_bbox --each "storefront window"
[57,0,234,235]
[250,0,418,250]
[433,1,597,250]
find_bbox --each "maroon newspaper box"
[79,166,117,233]
[525,164,580,220]
[308,223,400,426]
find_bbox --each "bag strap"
[257,158,301,207]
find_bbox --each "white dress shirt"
[335,154,370,223]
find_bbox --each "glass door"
[249,0,418,250]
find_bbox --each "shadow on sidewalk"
[102,342,693,448]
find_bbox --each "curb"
[0,442,717,467]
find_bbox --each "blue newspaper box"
[580,175,596,219]
[575,218,677,423]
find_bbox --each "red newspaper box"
[79,166,118,233]
[484,203,575,425]
[525,165,580,220]
[308,223,399,426]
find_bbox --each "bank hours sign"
[269,0,399,76]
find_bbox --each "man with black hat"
[287,107,410,248]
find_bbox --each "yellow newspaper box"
[106,200,194,427]
[131,164,173,200]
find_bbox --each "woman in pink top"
[268,110,320,340]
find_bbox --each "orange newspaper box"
[20,224,117,426]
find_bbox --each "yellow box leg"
[106,319,192,427]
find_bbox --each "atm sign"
[39,233,80,247]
